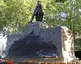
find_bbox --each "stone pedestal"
[5,22,75,62]
[39,26,75,62]
[27,22,42,35]
[61,26,75,62]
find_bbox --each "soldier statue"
[29,1,44,23]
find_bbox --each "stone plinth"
[61,26,75,62]
[5,22,75,62]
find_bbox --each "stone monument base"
[5,22,75,62]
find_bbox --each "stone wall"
[39,27,62,58]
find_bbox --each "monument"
[5,1,75,62]
[29,1,44,23]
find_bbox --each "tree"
[0,0,50,34]
[44,0,81,51]
[0,0,37,34]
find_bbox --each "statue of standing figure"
[29,1,44,23]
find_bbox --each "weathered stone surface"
[61,26,75,62]
[5,22,75,62]
[7,31,58,58]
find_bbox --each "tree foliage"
[0,0,35,34]
[44,0,81,51]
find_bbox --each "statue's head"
[36,1,42,9]
[37,1,40,4]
